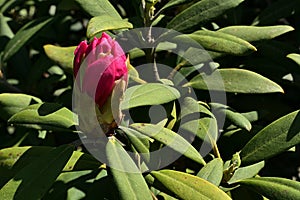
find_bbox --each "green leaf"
[179,97,218,141]
[43,45,76,74]
[184,68,284,94]
[121,83,181,110]
[2,17,53,62]
[240,110,300,165]
[218,25,294,42]
[287,53,300,66]
[0,13,14,38]
[74,0,121,18]
[0,145,73,200]
[238,177,300,200]
[151,170,231,200]
[119,126,151,162]
[0,146,101,183]
[131,123,206,165]
[197,158,223,186]
[252,0,300,25]
[106,138,152,200]
[167,0,244,32]
[87,15,133,38]
[8,103,77,132]
[210,103,252,131]
[228,161,264,184]
[159,0,194,12]
[0,93,42,121]
[175,30,257,56]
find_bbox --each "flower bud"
[73,33,128,133]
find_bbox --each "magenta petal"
[73,40,88,76]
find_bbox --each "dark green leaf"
[0,93,42,121]
[252,0,300,25]
[0,145,73,200]
[184,68,284,94]
[159,0,194,12]
[241,110,300,165]
[167,0,244,32]
[74,0,121,18]
[8,103,77,132]
[151,170,231,200]
[2,17,53,62]
[238,177,300,200]
[120,126,151,162]
[210,103,252,131]
[106,138,152,200]
[131,123,206,165]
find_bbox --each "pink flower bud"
[73,33,127,109]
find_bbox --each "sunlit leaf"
[197,158,223,186]
[121,83,180,110]
[0,145,73,200]
[184,68,284,94]
[87,15,133,38]
[44,45,76,74]
[131,123,206,165]
[8,103,77,132]
[238,177,300,200]
[106,138,152,200]
[241,110,300,165]
[0,93,42,121]
[151,170,231,200]
[218,25,294,42]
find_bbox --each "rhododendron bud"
[73,33,128,133]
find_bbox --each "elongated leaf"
[159,0,194,12]
[8,103,77,132]
[106,138,152,200]
[121,83,180,110]
[197,158,223,186]
[175,30,256,56]
[210,103,252,131]
[287,53,300,66]
[131,123,206,165]
[184,68,284,94]
[241,110,300,165]
[120,126,151,162]
[2,17,53,62]
[252,0,300,25]
[0,146,101,183]
[218,25,294,42]
[0,93,42,121]
[151,170,231,200]
[44,45,76,74]
[228,161,264,184]
[74,0,121,18]
[167,0,244,32]
[87,15,133,38]
[238,177,300,200]
[45,170,98,200]
[0,145,73,200]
